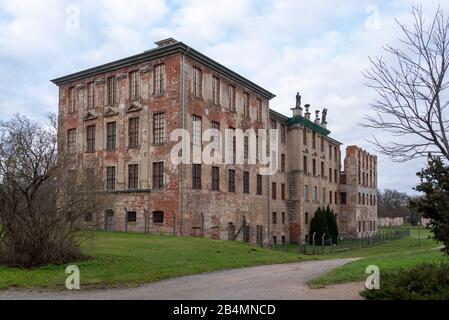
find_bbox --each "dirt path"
[0,258,363,300]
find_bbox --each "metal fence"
[272,228,411,255]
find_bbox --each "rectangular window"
[281,154,286,172]
[67,128,76,154]
[228,84,236,111]
[153,162,164,189]
[329,145,332,160]
[257,98,262,122]
[192,164,202,189]
[228,169,236,193]
[272,212,277,224]
[334,169,338,183]
[84,212,93,222]
[281,124,286,143]
[128,117,139,148]
[128,164,138,190]
[312,132,316,149]
[155,63,165,95]
[106,166,116,191]
[282,212,286,224]
[69,87,76,113]
[312,159,316,176]
[243,92,249,118]
[313,186,318,202]
[211,166,220,191]
[129,71,139,101]
[212,121,220,152]
[320,136,324,152]
[257,174,262,195]
[303,128,307,145]
[153,113,165,144]
[192,115,202,146]
[106,122,116,150]
[244,136,249,160]
[281,183,285,200]
[127,211,137,223]
[341,192,347,205]
[212,76,220,105]
[304,185,309,202]
[329,191,333,204]
[87,82,95,109]
[329,168,332,183]
[153,211,164,224]
[305,212,309,225]
[334,147,338,163]
[335,192,338,204]
[272,182,277,200]
[321,161,324,177]
[86,125,96,153]
[303,156,308,173]
[193,67,202,98]
[107,76,117,105]
[243,171,250,194]
[322,188,326,203]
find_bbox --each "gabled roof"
[51,41,276,100]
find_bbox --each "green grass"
[0,231,312,290]
[310,227,448,288]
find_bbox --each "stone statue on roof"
[322,108,328,123]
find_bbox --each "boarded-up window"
[67,129,76,154]
[257,174,262,195]
[153,113,165,144]
[155,64,165,95]
[243,171,250,194]
[228,169,235,193]
[193,67,202,98]
[129,71,139,100]
[192,164,202,189]
[107,76,117,105]
[106,122,116,150]
[212,76,220,105]
[152,162,164,189]
[128,164,138,189]
[128,117,139,148]
[106,166,116,191]
[86,125,96,153]
[211,166,219,191]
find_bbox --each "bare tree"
[0,114,105,268]
[378,189,411,218]
[361,5,449,162]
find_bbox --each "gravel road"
[0,258,363,300]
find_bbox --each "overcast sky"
[1,0,447,193]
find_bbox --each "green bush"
[309,206,339,245]
[362,263,449,300]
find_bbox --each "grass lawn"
[0,231,313,290]
[310,227,448,288]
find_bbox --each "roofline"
[51,41,276,100]
[269,108,289,123]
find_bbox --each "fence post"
[322,233,326,254]
[312,232,316,255]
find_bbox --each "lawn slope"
[0,231,310,290]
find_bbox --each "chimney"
[154,38,178,48]
[314,110,321,124]
[304,104,311,120]
[291,92,303,117]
